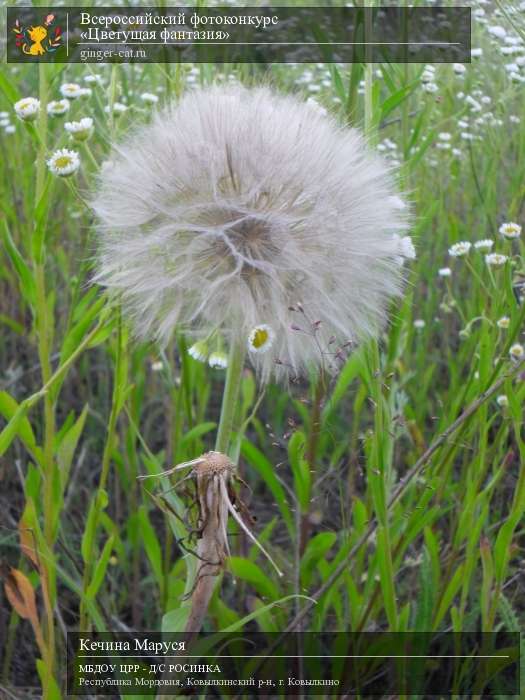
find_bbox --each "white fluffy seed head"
[92,85,410,383]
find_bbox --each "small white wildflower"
[471,48,483,58]
[248,324,275,354]
[188,340,208,363]
[453,63,466,75]
[151,360,163,372]
[84,74,103,85]
[438,132,452,141]
[452,148,462,157]
[60,83,83,99]
[47,149,80,177]
[497,316,510,329]
[496,394,509,407]
[449,241,472,257]
[208,351,228,369]
[105,102,128,115]
[14,97,40,122]
[458,119,469,129]
[140,92,159,105]
[499,222,521,239]
[0,112,8,118]
[488,26,507,39]
[422,82,438,94]
[413,319,425,329]
[47,99,70,116]
[64,117,93,142]
[509,343,524,360]
[4,125,15,134]
[79,87,92,98]
[438,267,452,277]
[474,239,494,251]
[461,132,474,141]
[0,118,9,128]
[485,253,508,267]
[510,115,521,124]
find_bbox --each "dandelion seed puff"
[92,86,410,382]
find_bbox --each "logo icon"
[13,14,62,57]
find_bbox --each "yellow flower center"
[55,156,72,169]
[252,328,268,348]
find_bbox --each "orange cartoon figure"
[13,15,61,57]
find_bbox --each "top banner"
[6,6,471,64]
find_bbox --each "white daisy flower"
[499,222,521,239]
[60,83,83,99]
[497,316,510,329]
[188,341,208,363]
[47,149,80,177]
[84,74,103,85]
[453,63,466,75]
[208,351,228,369]
[14,97,40,122]
[438,267,452,277]
[509,343,524,360]
[449,241,472,257]
[474,239,494,251]
[422,82,438,94]
[104,102,128,115]
[47,99,70,116]
[247,324,275,354]
[485,253,508,267]
[64,117,93,142]
[140,92,159,105]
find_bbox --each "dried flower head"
[93,86,410,382]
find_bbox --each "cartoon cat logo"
[13,14,62,57]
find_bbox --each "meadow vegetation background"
[1,0,525,697]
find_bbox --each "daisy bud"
[14,97,40,122]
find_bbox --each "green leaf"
[57,404,89,487]
[3,223,36,306]
[138,505,163,588]
[288,430,311,513]
[241,439,293,536]
[228,557,279,600]
[433,565,464,630]
[86,536,115,599]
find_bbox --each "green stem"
[33,63,57,700]
[214,337,246,457]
